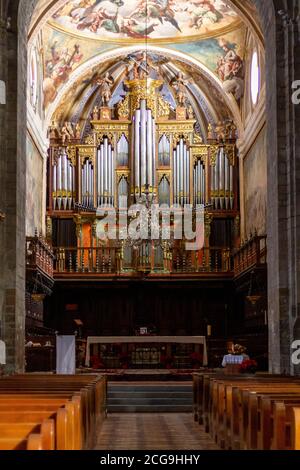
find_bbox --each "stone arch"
[1,0,299,373]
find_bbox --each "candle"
[207,325,212,337]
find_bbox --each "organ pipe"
[140,100,147,188]
[173,139,190,206]
[52,149,75,210]
[210,147,235,210]
[133,100,156,198]
[194,159,206,206]
[96,139,114,206]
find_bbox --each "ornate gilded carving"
[191,146,209,164]
[204,213,213,239]
[116,169,130,184]
[78,146,96,164]
[193,133,203,145]
[117,95,130,120]
[209,145,219,166]
[91,122,130,144]
[96,133,114,145]
[157,171,171,184]
[224,145,236,166]
[84,134,95,145]
[66,146,77,166]
[124,78,163,119]
[52,147,61,166]
[157,95,170,120]
[173,132,190,143]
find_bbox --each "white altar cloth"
[85,336,207,367]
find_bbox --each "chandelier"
[121,184,174,274]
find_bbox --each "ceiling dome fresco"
[49,0,240,42]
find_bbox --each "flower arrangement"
[190,352,203,368]
[118,352,130,369]
[240,359,258,374]
[160,354,174,369]
[229,343,247,355]
[90,355,104,369]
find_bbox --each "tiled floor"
[95,413,219,450]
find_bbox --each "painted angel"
[120,18,159,39]
[129,0,181,32]
[187,0,223,30]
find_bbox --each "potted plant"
[160,354,174,369]
[190,352,203,369]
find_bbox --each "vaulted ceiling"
[28,0,263,140]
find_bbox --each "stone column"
[0,0,26,373]
[265,6,300,374]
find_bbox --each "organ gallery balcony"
[233,234,267,277]
[52,245,232,280]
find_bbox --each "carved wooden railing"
[26,233,54,279]
[232,234,267,276]
[53,245,232,275]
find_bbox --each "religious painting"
[166,27,246,99]
[244,127,267,237]
[49,0,240,42]
[42,29,84,109]
[26,135,44,236]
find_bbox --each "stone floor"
[95,413,219,450]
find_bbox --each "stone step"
[108,391,193,399]
[108,405,192,413]
[109,397,192,405]
[108,385,192,392]
[107,383,193,412]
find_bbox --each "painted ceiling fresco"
[28,0,256,132]
[49,0,240,42]
[41,21,245,110]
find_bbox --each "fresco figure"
[216,39,244,100]
[43,43,83,108]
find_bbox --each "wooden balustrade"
[26,233,55,279]
[232,235,267,276]
[53,245,232,275]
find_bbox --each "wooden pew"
[0,419,54,450]
[292,407,300,450]
[196,374,300,451]
[0,374,107,450]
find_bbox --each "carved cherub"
[75,123,81,139]
[60,123,71,144]
[92,105,99,120]
[97,72,114,107]
[66,121,75,138]
[170,71,190,107]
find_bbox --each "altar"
[85,336,208,369]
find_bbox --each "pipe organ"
[48,75,239,274]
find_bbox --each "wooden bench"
[0,374,107,450]
[292,407,300,450]
[193,374,300,451]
